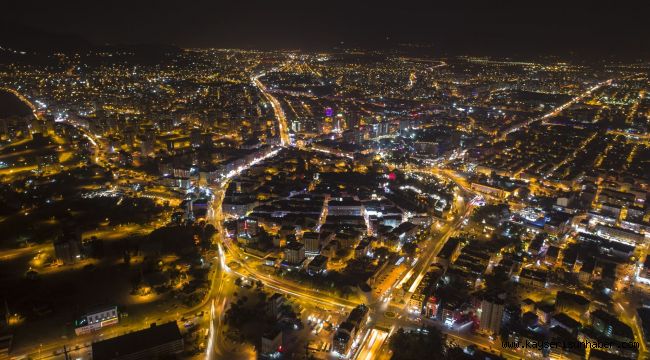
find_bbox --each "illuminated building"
[332,305,369,356]
[266,293,285,319]
[303,231,321,255]
[478,296,505,335]
[74,306,119,335]
[307,255,328,275]
[261,328,283,356]
[283,241,305,265]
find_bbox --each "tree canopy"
[389,327,447,360]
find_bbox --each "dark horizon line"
[1,23,649,62]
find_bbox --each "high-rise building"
[266,293,285,319]
[347,111,360,130]
[122,127,137,149]
[333,322,354,356]
[590,309,634,342]
[332,305,369,356]
[303,232,321,255]
[555,291,590,318]
[139,132,155,156]
[54,239,80,264]
[291,120,302,133]
[190,128,202,148]
[479,296,505,335]
[54,229,82,264]
[261,328,283,356]
[371,122,391,137]
[399,119,411,134]
[0,119,8,139]
[158,116,175,132]
[334,114,344,132]
[284,242,305,265]
[166,139,175,152]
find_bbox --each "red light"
[388,172,396,181]
[278,345,283,352]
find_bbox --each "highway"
[206,243,254,360]
[355,328,389,360]
[0,243,49,261]
[402,202,475,303]
[205,185,231,359]
[252,73,291,147]
[0,86,44,120]
[61,118,106,167]
[205,182,243,359]
[1,87,106,168]
[499,79,613,141]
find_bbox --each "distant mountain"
[0,23,91,52]
[0,24,182,65]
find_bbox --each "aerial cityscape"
[0,2,648,360]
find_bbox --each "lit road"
[252,73,291,146]
[442,327,523,360]
[613,293,649,357]
[606,129,650,142]
[355,328,389,360]
[220,229,358,308]
[211,179,358,310]
[211,156,479,360]
[1,87,106,167]
[417,202,472,277]
[499,79,613,140]
[61,118,106,167]
[206,184,240,359]
[206,243,254,360]
[0,86,43,120]
[0,243,49,261]
[391,190,475,313]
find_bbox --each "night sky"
[2,1,648,58]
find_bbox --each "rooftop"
[91,322,182,360]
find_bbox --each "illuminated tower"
[322,107,334,134]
